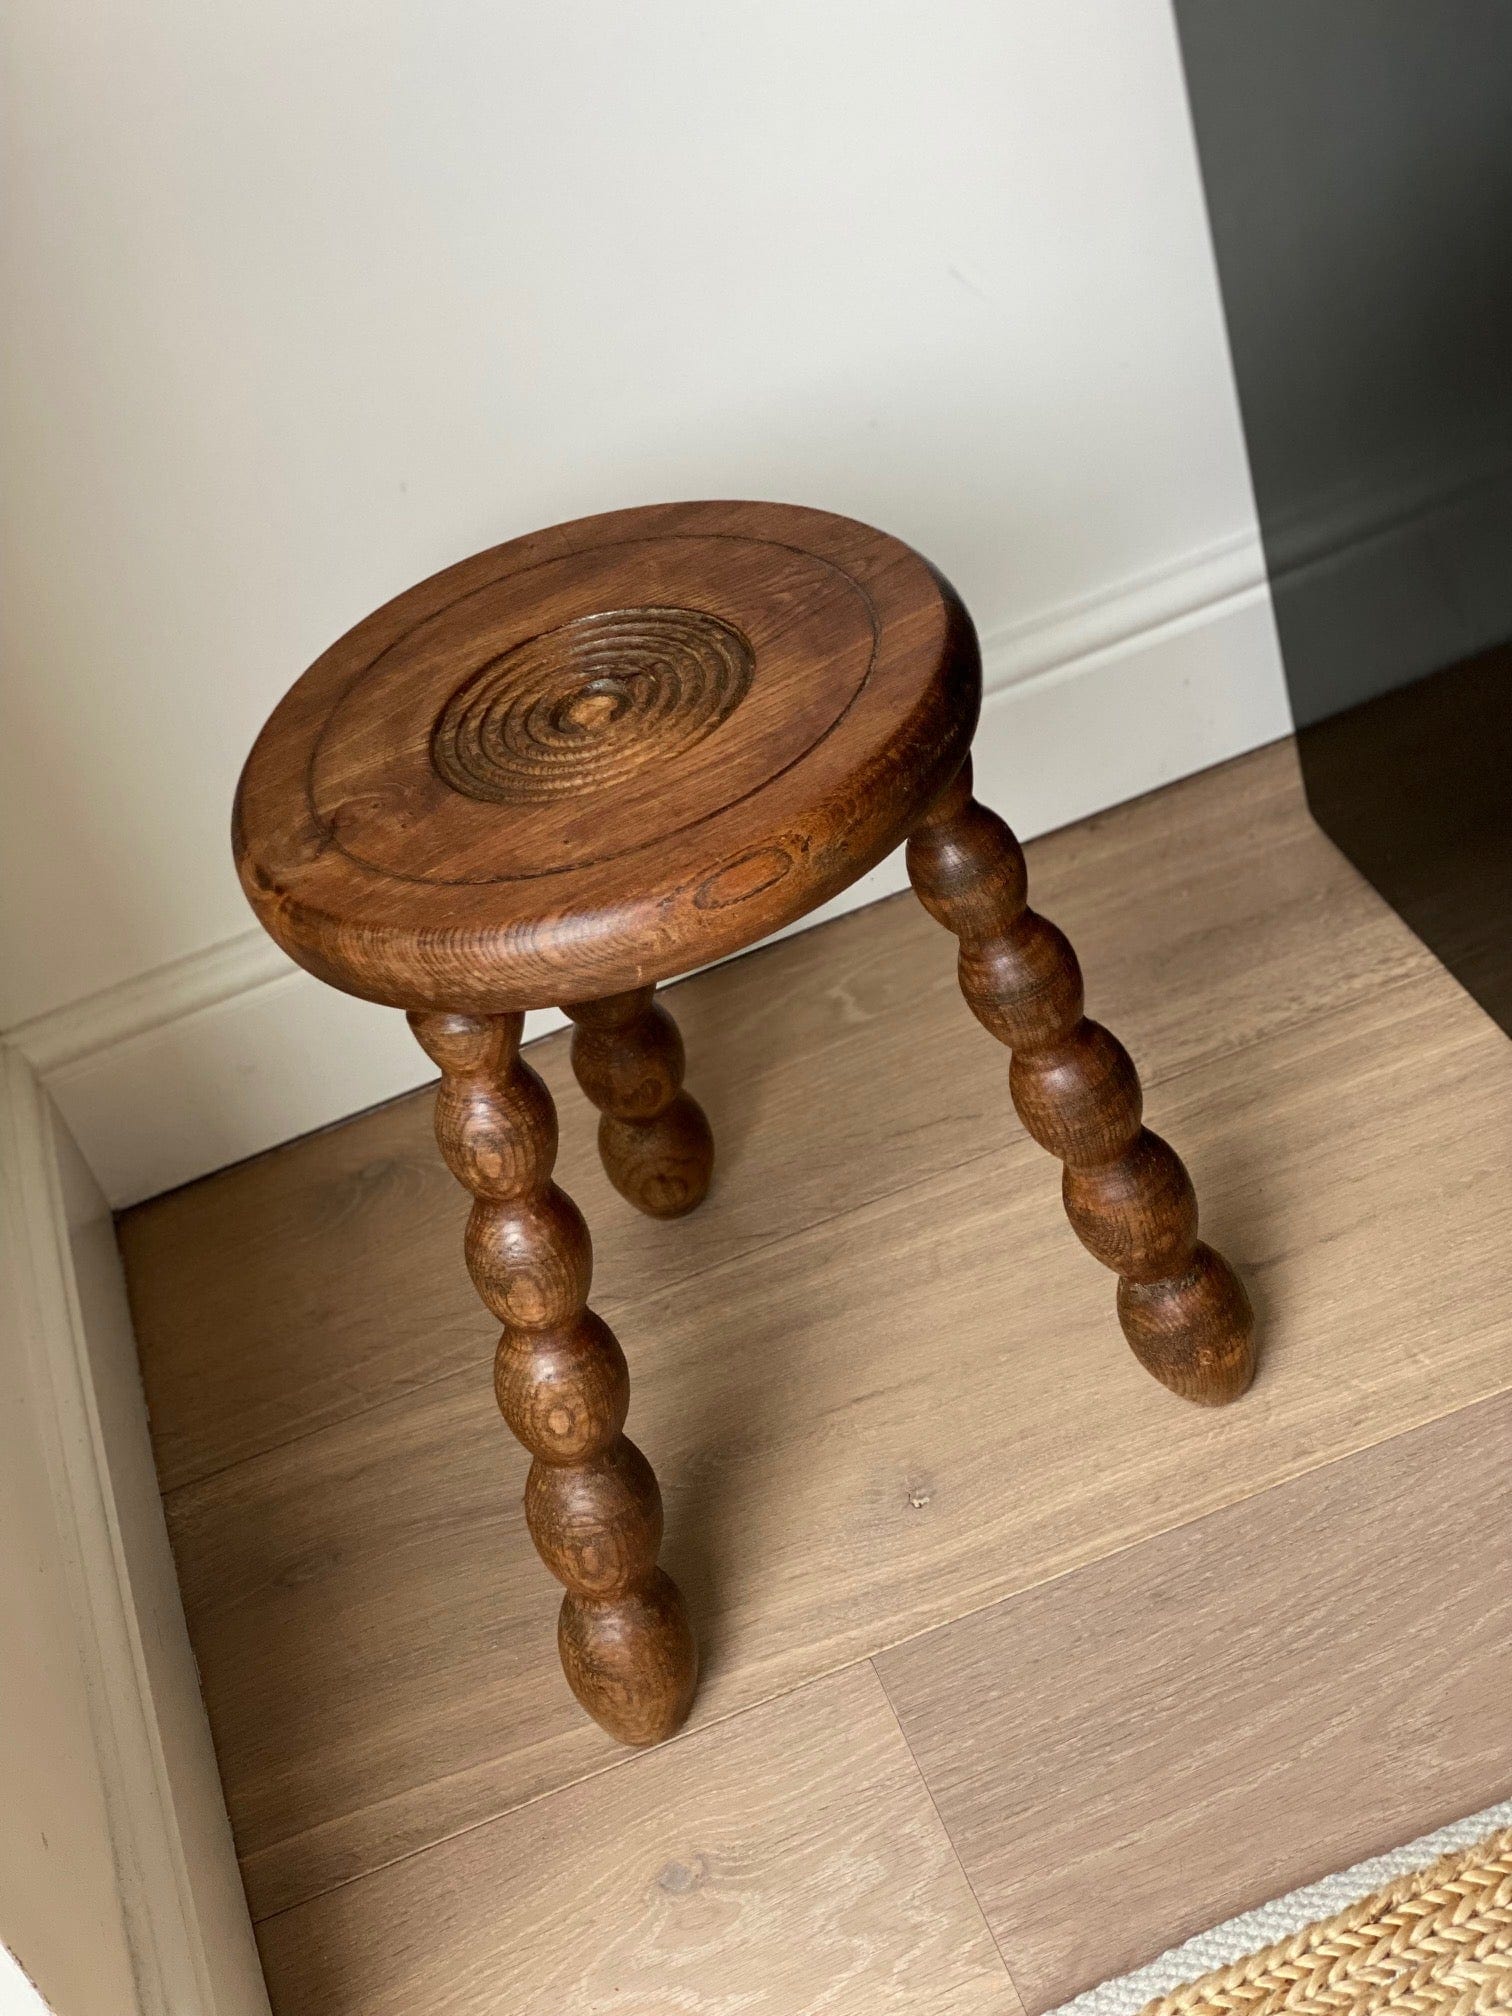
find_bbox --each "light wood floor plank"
[876,1390,1512,2011]
[253,1664,1024,2016]
[119,740,1441,1493]
[164,964,1512,1918]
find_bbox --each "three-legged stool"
[234,501,1254,1748]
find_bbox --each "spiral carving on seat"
[430,605,754,805]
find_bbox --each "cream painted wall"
[1,0,1264,1031]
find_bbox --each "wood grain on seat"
[232,500,978,1013]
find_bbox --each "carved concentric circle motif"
[430,605,754,806]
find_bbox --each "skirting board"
[8,535,1291,1207]
[0,1047,270,2016]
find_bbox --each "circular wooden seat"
[234,500,979,1013]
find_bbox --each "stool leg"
[564,987,714,1220]
[409,1009,698,1744]
[905,760,1255,1405]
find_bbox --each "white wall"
[1,1,1287,1199]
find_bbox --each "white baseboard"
[0,1047,270,2015]
[6,537,1290,1207]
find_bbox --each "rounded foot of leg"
[1116,1242,1256,1406]
[598,1093,714,1219]
[558,1568,699,1745]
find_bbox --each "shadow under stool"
[233,499,1256,1750]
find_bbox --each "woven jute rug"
[1050,1801,1512,2016]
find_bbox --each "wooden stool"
[234,500,1255,1748]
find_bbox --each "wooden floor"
[118,740,1512,2015]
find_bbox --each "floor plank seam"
[242,1382,1512,1929]
[245,1660,886,1928]
[870,1657,1031,2011]
[837,1373,1512,1725]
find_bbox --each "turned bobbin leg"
[565,987,714,1220]
[409,1009,697,1744]
[906,761,1255,1404]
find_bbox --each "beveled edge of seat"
[233,500,981,1014]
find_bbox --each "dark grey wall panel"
[1176,0,1512,1031]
